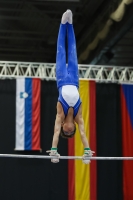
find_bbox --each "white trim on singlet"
[62,85,79,107]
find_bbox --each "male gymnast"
[47,10,94,164]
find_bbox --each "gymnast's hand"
[82,148,95,164]
[46,148,60,163]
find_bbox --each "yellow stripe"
[75,80,90,200]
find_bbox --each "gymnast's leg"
[67,11,79,88]
[56,12,67,89]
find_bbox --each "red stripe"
[68,138,75,200]
[32,78,41,150]
[121,87,133,200]
[89,81,97,200]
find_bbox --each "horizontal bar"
[0,154,133,160]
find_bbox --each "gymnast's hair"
[60,125,76,139]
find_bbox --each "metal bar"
[90,4,133,65]
[0,154,133,160]
[0,61,132,82]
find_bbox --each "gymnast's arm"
[75,105,90,148]
[51,102,63,148]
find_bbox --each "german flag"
[67,82,123,200]
[68,80,97,200]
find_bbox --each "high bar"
[0,154,133,160]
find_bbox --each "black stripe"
[96,83,123,200]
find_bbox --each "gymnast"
[47,10,94,164]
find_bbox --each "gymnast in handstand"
[47,10,94,164]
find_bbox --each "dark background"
[96,83,122,200]
[0,80,123,200]
[0,80,68,200]
[0,0,131,199]
[0,0,133,66]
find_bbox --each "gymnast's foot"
[61,11,68,24]
[61,10,73,24]
[67,9,72,24]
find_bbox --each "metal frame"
[0,61,133,83]
[0,154,133,160]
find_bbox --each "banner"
[15,78,41,150]
[121,84,133,200]
[68,80,97,200]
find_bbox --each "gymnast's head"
[60,121,76,138]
